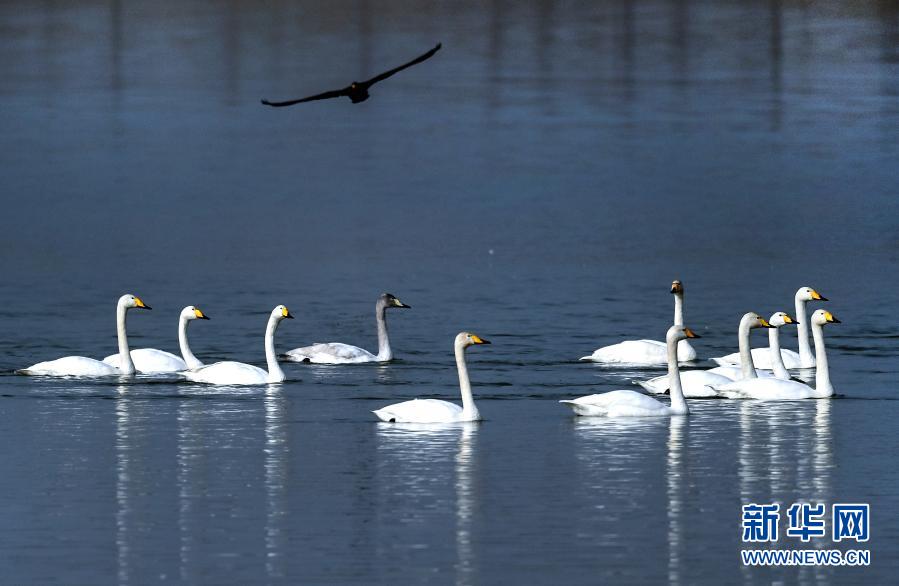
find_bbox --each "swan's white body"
[581,280,697,364]
[638,369,734,398]
[20,294,150,377]
[710,310,838,400]
[710,312,797,380]
[711,348,802,371]
[706,365,776,381]
[563,326,696,417]
[183,306,292,385]
[285,293,409,364]
[373,333,488,423]
[103,306,209,373]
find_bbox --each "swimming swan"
[704,312,776,381]
[182,305,293,385]
[709,310,839,400]
[711,287,825,369]
[580,280,698,365]
[285,293,409,364]
[709,312,797,380]
[102,306,210,373]
[373,332,489,423]
[19,294,151,377]
[562,325,699,417]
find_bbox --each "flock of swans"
[17,283,839,423]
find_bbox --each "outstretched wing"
[260,86,349,107]
[361,42,441,87]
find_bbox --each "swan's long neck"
[455,341,479,420]
[811,323,833,397]
[795,295,814,367]
[375,300,392,361]
[768,327,790,380]
[116,303,135,375]
[178,316,201,369]
[667,335,688,415]
[673,292,684,326]
[265,315,285,383]
[738,318,757,380]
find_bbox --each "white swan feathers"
[102,306,209,373]
[709,310,840,400]
[581,280,698,365]
[20,294,151,377]
[563,325,699,417]
[373,332,489,423]
[285,293,410,364]
[182,305,293,385]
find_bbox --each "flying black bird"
[261,43,442,107]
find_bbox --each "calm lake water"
[1,0,898,583]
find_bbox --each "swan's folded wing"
[285,342,375,363]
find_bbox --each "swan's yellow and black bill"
[281,306,294,319]
[783,314,797,324]
[470,335,490,345]
[824,311,840,323]
[811,289,827,301]
[670,280,683,294]
[393,297,411,308]
[134,297,151,310]
[759,317,773,328]
[194,308,210,320]
[683,327,700,339]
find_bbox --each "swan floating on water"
[562,325,699,417]
[711,287,825,370]
[373,332,489,423]
[284,293,409,364]
[182,305,293,385]
[704,312,778,382]
[580,280,698,365]
[708,310,839,400]
[102,306,209,373]
[710,311,797,380]
[19,294,151,377]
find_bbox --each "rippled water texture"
[1,0,898,583]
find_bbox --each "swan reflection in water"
[739,399,833,583]
[374,422,479,586]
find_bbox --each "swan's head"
[182,306,210,321]
[743,312,773,329]
[666,325,700,343]
[119,294,151,311]
[769,311,797,327]
[272,305,294,321]
[670,280,684,294]
[380,293,411,309]
[811,309,841,326]
[796,286,827,302]
[457,332,491,348]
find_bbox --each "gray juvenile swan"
[284,293,410,364]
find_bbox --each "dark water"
[1,0,898,583]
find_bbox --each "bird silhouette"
[261,43,442,107]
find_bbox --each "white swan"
[710,312,797,380]
[19,294,151,377]
[373,332,489,423]
[562,325,698,417]
[581,280,698,365]
[709,310,839,400]
[102,306,210,373]
[285,293,410,364]
[711,287,825,369]
[637,368,733,399]
[182,305,293,385]
[705,312,777,381]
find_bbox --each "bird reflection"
[667,416,686,586]
[374,422,480,584]
[264,389,289,580]
[115,385,132,585]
